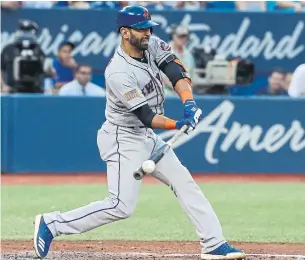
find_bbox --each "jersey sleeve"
[149,36,172,67]
[107,73,147,111]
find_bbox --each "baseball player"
[34,6,246,260]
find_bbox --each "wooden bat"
[133,125,188,180]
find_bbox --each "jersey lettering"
[142,80,154,96]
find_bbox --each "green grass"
[2,183,305,243]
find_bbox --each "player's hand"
[183,99,201,119]
[176,109,202,134]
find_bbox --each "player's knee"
[118,203,135,219]
[116,202,135,219]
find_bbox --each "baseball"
[142,160,155,174]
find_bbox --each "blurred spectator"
[1,1,20,10]
[58,64,105,96]
[90,1,129,9]
[22,1,55,8]
[235,1,267,11]
[53,1,69,7]
[288,64,305,97]
[162,25,196,95]
[267,1,303,12]
[175,1,201,10]
[284,72,293,92]
[256,68,287,95]
[128,1,171,10]
[68,1,90,9]
[203,1,236,10]
[52,41,77,94]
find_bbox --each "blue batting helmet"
[116,5,159,32]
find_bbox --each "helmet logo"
[143,10,151,20]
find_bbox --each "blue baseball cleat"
[33,214,54,258]
[201,242,246,259]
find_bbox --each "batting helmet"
[116,5,159,32]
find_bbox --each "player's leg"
[151,134,245,259]
[34,124,152,257]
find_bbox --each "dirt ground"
[2,173,305,260]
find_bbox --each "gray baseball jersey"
[42,36,226,253]
[104,36,169,127]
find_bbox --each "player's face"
[129,28,151,50]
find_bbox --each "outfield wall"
[1,95,304,174]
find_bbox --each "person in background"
[266,1,303,12]
[235,1,266,11]
[52,40,77,94]
[90,1,129,9]
[256,68,287,95]
[283,72,293,92]
[1,1,20,10]
[58,64,105,96]
[162,25,195,95]
[288,64,305,97]
[128,1,170,10]
[203,1,236,10]
[22,1,55,8]
[68,1,90,9]
[175,1,201,10]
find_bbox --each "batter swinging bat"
[133,125,189,180]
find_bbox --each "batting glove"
[183,99,201,119]
[176,108,202,134]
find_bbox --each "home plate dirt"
[2,241,305,260]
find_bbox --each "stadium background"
[1,2,305,260]
[1,1,305,174]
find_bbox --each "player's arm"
[158,54,194,103]
[150,36,194,105]
[133,104,179,130]
[158,54,201,120]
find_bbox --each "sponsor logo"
[159,100,305,164]
[2,14,303,63]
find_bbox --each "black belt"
[108,121,147,129]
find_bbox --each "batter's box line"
[107,252,305,259]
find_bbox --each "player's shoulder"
[105,51,138,85]
[148,35,171,53]
[105,51,129,78]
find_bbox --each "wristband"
[164,118,177,129]
[180,90,194,104]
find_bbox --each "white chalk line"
[104,252,305,258]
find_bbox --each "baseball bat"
[133,125,189,180]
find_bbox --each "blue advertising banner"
[1,95,305,174]
[1,8,304,77]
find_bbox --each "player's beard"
[129,31,149,51]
